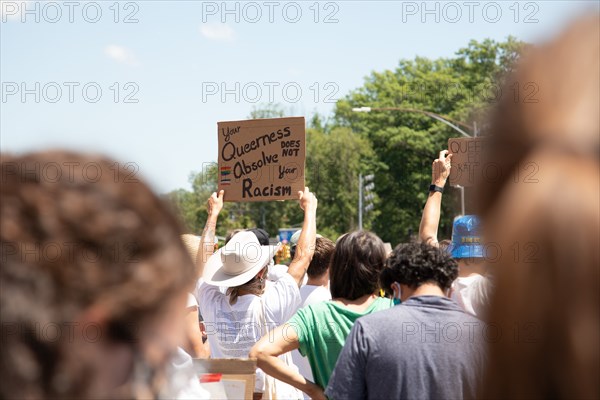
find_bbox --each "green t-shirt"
[288,297,393,389]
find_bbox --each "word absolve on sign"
[218,117,306,202]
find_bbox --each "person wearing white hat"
[194,187,318,399]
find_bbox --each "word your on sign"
[218,117,306,202]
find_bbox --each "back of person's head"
[289,229,324,261]
[449,215,485,261]
[307,237,335,279]
[477,16,599,399]
[225,228,269,246]
[247,228,270,245]
[438,239,452,254]
[380,242,458,292]
[225,228,244,244]
[329,231,386,300]
[0,151,195,399]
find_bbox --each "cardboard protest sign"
[448,137,487,187]
[218,117,305,202]
[195,358,256,400]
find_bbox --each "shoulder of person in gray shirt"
[325,295,487,400]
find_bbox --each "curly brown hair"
[380,242,458,292]
[0,151,195,398]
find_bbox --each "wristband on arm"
[429,184,444,194]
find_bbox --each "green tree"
[167,38,524,244]
[335,38,524,243]
[306,126,378,239]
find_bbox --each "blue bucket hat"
[449,215,484,259]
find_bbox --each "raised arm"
[287,187,318,286]
[419,150,452,247]
[195,190,224,279]
[249,324,326,400]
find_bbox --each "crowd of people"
[1,15,598,400]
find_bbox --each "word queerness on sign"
[217,117,305,202]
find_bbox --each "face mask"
[391,282,402,305]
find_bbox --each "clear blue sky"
[2,1,597,193]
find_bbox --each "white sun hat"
[203,231,280,287]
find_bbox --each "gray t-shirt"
[325,296,486,400]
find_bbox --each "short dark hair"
[329,231,386,300]
[225,228,244,244]
[247,228,270,245]
[380,242,458,291]
[307,237,335,278]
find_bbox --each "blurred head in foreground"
[478,15,599,399]
[0,151,195,398]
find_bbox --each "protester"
[478,15,599,399]
[225,228,244,244]
[447,215,491,317]
[419,149,454,249]
[296,234,334,307]
[419,150,491,318]
[224,227,293,284]
[166,347,210,399]
[195,188,317,399]
[181,234,211,358]
[290,234,335,391]
[438,238,452,253]
[0,151,196,399]
[250,231,391,399]
[326,242,486,400]
[181,294,210,358]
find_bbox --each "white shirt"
[450,274,491,317]
[166,347,210,400]
[269,263,308,286]
[196,273,302,397]
[186,293,198,309]
[292,284,332,392]
[299,284,331,308]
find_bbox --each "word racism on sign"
[448,137,488,187]
[218,117,305,202]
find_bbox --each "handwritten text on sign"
[218,117,305,202]
[448,137,488,187]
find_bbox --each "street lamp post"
[352,106,474,215]
[358,173,363,230]
[358,173,375,230]
[352,106,473,138]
